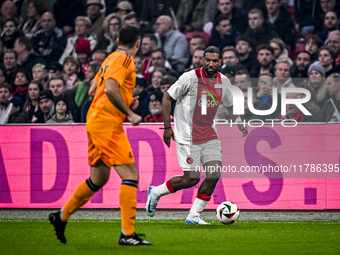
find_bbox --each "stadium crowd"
[0,0,340,124]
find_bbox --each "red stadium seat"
[185,31,210,46]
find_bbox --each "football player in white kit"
[146,46,248,224]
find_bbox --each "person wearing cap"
[75,38,92,79]
[14,37,46,77]
[59,16,98,65]
[85,0,105,43]
[308,61,329,108]
[44,61,63,82]
[32,89,55,123]
[143,90,174,122]
[114,1,133,17]
[219,64,236,84]
[47,97,74,123]
[4,96,28,123]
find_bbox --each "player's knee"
[184,177,200,188]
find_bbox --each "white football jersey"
[167,67,233,145]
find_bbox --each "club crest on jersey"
[186,155,194,165]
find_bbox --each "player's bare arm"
[226,105,248,137]
[130,96,139,111]
[88,80,98,97]
[104,78,142,126]
[162,92,175,147]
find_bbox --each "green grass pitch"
[0,219,339,255]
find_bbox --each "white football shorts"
[176,139,223,171]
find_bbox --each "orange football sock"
[119,182,137,236]
[62,181,96,222]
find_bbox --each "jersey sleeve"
[221,76,233,107]
[167,71,192,100]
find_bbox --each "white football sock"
[152,183,171,197]
[190,198,209,215]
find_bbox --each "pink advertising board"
[0,124,339,209]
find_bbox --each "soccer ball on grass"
[216,201,239,224]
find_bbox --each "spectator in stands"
[75,39,92,80]
[0,1,18,34]
[1,18,24,50]
[32,63,47,84]
[250,44,276,78]
[141,34,158,82]
[20,0,47,40]
[314,0,340,33]
[133,76,149,119]
[23,79,43,122]
[210,15,241,49]
[160,75,177,95]
[327,30,340,65]
[114,1,133,17]
[149,48,179,79]
[281,92,313,121]
[143,90,174,122]
[176,0,209,34]
[219,64,236,84]
[0,82,12,104]
[318,46,336,76]
[44,61,63,82]
[32,12,67,64]
[155,15,189,73]
[0,39,4,70]
[124,11,140,29]
[203,0,248,34]
[86,0,105,43]
[256,72,275,104]
[221,46,246,72]
[234,69,252,89]
[304,34,323,62]
[19,0,57,21]
[47,76,80,122]
[94,13,121,54]
[188,47,205,70]
[296,82,321,114]
[14,37,46,76]
[141,0,181,26]
[265,0,295,51]
[316,72,340,121]
[291,51,312,79]
[273,59,295,90]
[59,16,97,64]
[3,49,17,85]
[294,0,322,37]
[244,8,280,51]
[269,38,293,65]
[62,56,80,89]
[33,89,55,123]
[66,62,99,110]
[186,35,207,69]
[47,97,74,123]
[92,50,107,66]
[235,36,256,73]
[308,61,328,108]
[315,10,339,43]
[53,0,84,36]
[12,69,31,102]
[147,67,168,93]
[4,96,28,123]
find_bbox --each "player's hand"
[238,123,248,137]
[130,96,139,111]
[163,128,175,148]
[127,113,142,126]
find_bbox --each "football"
[216,201,240,224]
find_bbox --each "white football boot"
[146,186,160,217]
[185,213,211,225]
